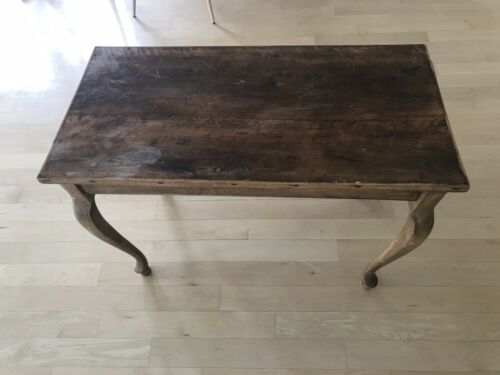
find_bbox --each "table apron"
[80,184,421,201]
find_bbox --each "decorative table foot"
[362,273,379,289]
[61,184,151,276]
[362,191,445,288]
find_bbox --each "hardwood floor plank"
[149,240,338,262]
[346,340,500,371]
[451,113,500,127]
[202,370,362,375]
[0,368,52,375]
[0,202,158,221]
[98,261,500,287]
[314,31,428,45]
[391,372,495,375]
[0,286,220,311]
[333,1,490,15]
[0,187,22,204]
[97,262,361,286]
[431,218,500,239]
[391,372,494,375]
[428,30,500,42]
[248,218,500,240]
[0,220,248,242]
[438,74,500,88]
[337,239,500,262]
[443,87,500,104]
[0,312,99,338]
[356,14,470,33]
[51,368,201,375]
[98,311,275,338]
[453,130,500,147]
[0,241,153,264]
[460,145,500,162]
[427,41,500,63]
[404,196,500,218]
[445,99,500,114]
[436,62,500,75]
[201,371,496,375]
[0,154,47,170]
[277,312,500,340]
[0,264,100,286]
[154,199,394,220]
[150,338,346,369]
[221,286,500,312]
[0,240,338,263]
[248,219,398,240]
[484,161,500,178]
[371,262,500,286]
[0,339,149,367]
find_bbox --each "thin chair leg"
[133,0,136,17]
[206,0,216,24]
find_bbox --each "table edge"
[37,175,470,193]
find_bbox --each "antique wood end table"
[38,45,469,288]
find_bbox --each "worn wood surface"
[80,183,421,200]
[38,45,468,194]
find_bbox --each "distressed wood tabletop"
[38,45,468,193]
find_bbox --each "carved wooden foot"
[362,191,445,288]
[61,184,151,276]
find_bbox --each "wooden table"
[38,45,469,288]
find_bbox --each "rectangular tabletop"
[38,45,468,195]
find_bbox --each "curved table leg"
[61,184,151,276]
[362,191,445,288]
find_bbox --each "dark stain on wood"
[38,45,469,192]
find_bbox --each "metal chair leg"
[206,0,216,24]
[133,0,136,17]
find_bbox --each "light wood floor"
[1,0,500,373]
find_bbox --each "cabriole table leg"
[61,184,151,276]
[362,191,445,288]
